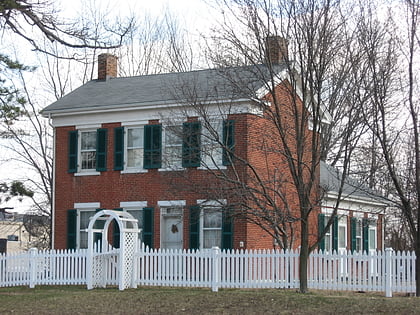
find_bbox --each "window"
[164,125,183,169]
[323,218,332,252]
[78,210,96,249]
[350,217,363,252]
[67,204,99,249]
[368,223,377,251]
[126,127,144,169]
[201,120,223,168]
[80,131,97,170]
[68,129,107,174]
[7,235,18,241]
[338,216,347,250]
[190,202,233,250]
[202,208,222,249]
[355,219,362,252]
[319,214,346,252]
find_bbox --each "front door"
[161,214,183,249]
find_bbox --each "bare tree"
[355,0,420,295]
[0,0,133,57]
[159,0,371,293]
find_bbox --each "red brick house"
[42,39,386,252]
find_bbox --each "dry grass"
[0,286,419,314]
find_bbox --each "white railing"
[0,246,416,297]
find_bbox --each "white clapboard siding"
[0,245,416,296]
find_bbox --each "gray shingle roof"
[320,161,387,204]
[42,64,286,115]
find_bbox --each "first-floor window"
[324,217,332,252]
[368,223,377,251]
[338,216,347,250]
[79,209,96,249]
[201,208,222,249]
[126,209,143,239]
[80,131,97,170]
[354,219,362,252]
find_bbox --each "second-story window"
[68,128,107,174]
[80,131,97,170]
[164,125,183,169]
[127,127,144,169]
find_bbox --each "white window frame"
[79,130,97,171]
[74,202,100,249]
[338,216,347,251]
[74,125,101,176]
[162,125,184,170]
[199,119,225,170]
[123,125,146,173]
[120,201,147,239]
[355,218,362,253]
[324,216,332,252]
[197,199,226,249]
[368,223,377,252]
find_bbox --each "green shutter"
[351,217,357,252]
[68,131,78,173]
[189,206,200,250]
[318,213,325,251]
[221,211,233,250]
[143,207,154,248]
[67,209,77,249]
[362,218,369,253]
[332,216,339,252]
[113,208,123,248]
[182,122,201,167]
[144,125,162,169]
[222,120,235,166]
[114,127,124,171]
[96,129,107,172]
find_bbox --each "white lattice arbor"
[86,210,140,291]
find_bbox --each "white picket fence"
[0,245,416,297]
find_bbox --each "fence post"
[29,248,37,289]
[385,248,393,297]
[212,247,220,292]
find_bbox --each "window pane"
[127,209,143,240]
[203,230,221,248]
[204,211,222,228]
[81,132,96,150]
[325,234,331,251]
[166,126,182,145]
[202,120,223,167]
[128,128,143,148]
[127,148,143,167]
[164,126,182,168]
[369,229,376,250]
[339,226,346,248]
[79,210,95,249]
[82,151,96,169]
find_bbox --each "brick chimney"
[265,36,288,65]
[98,53,118,80]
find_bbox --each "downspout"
[48,113,56,249]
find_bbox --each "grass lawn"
[0,286,419,314]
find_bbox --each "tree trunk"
[299,219,309,293]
